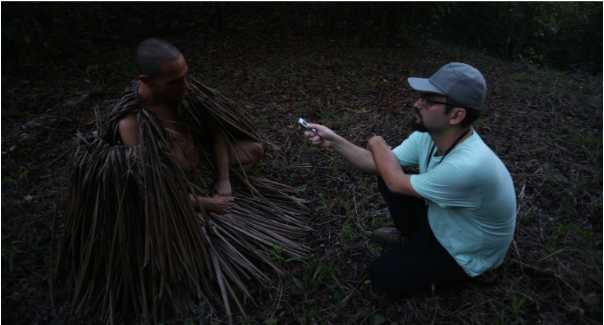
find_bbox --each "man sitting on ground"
[302,62,516,298]
[119,38,264,213]
[58,38,308,323]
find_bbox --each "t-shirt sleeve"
[410,162,481,208]
[392,132,422,166]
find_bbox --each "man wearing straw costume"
[56,38,309,323]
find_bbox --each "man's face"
[410,93,448,133]
[148,55,190,101]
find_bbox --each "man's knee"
[367,254,413,299]
[236,141,263,167]
[253,142,264,160]
[246,141,264,163]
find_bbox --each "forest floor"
[2,3,602,325]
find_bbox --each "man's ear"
[139,75,152,86]
[449,107,467,126]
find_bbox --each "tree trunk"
[512,3,537,57]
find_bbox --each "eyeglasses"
[420,94,449,107]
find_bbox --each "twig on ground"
[49,182,63,307]
[46,148,72,167]
[342,274,368,302]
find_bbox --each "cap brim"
[407,77,445,95]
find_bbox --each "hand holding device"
[298,118,319,137]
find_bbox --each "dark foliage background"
[2,2,602,73]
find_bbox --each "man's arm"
[211,126,232,196]
[304,123,380,175]
[118,114,140,146]
[368,136,423,198]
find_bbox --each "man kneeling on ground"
[302,62,516,298]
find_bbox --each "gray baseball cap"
[407,62,487,111]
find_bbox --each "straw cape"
[55,77,310,324]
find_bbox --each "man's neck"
[430,127,473,156]
[137,83,176,117]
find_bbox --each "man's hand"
[214,178,232,197]
[368,136,388,151]
[367,136,423,198]
[206,195,235,214]
[299,122,380,175]
[189,193,235,214]
[301,123,337,151]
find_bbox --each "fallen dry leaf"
[19,170,30,180]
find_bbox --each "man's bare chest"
[148,105,200,171]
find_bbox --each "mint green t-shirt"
[392,130,516,277]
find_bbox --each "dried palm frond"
[56,78,310,324]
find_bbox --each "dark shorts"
[367,176,469,299]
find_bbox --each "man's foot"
[371,227,404,247]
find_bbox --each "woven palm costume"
[56,77,309,323]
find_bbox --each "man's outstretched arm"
[303,123,380,176]
[368,136,423,198]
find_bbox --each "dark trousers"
[367,177,468,299]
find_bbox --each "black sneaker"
[371,227,404,247]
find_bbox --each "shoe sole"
[370,233,402,248]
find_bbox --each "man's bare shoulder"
[118,113,140,146]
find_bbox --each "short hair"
[444,97,480,128]
[134,38,182,78]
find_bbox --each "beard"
[410,110,428,132]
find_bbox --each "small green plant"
[356,79,378,92]
[290,260,345,301]
[240,315,259,325]
[373,315,386,325]
[298,307,321,324]
[1,235,16,273]
[339,223,357,242]
[291,275,310,299]
[511,295,527,324]
[372,216,394,228]
[316,196,327,211]
[271,244,284,265]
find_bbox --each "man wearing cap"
[302,62,516,298]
